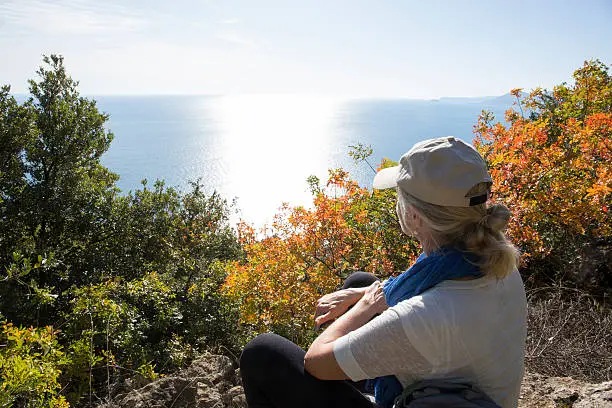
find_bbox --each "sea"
[94,94,515,227]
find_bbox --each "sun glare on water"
[207,94,345,227]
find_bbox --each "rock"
[574,381,612,408]
[196,382,222,407]
[519,372,612,407]
[100,354,612,407]
[98,353,246,408]
[224,386,247,407]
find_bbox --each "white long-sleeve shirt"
[334,269,527,408]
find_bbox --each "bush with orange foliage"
[224,167,418,345]
[474,60,611,287]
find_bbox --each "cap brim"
[372,166,400,190]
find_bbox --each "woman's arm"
[305,281,388,380]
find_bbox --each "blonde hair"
[397,183,519,279]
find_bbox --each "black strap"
[469,194,488,206]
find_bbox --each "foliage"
[224,164,419,345]
[474,60,611,285]
[0,54,119,327]
[0,322,69,408]
[0,56,244,406]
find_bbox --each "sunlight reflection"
[209,94,343,227]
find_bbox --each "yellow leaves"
[50,396,70,408]
[586,180,612,199]
[0,322,67,406]
[377,157,398,171]
[137,361,161,381]
[510,88,523,99]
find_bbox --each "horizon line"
[8,91,519,101]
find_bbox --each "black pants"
[240,272,379,408]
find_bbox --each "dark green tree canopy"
[1,56,242,366]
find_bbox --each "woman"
[240,137,527,408]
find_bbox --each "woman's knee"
[342,271,379,289]
[240,333,278,369]
[240,333,304,375]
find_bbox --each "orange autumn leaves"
[474,60,611,259]
[223,169,417,336]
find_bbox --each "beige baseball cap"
[372,136,492,207]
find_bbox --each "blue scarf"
[372,246,483,408]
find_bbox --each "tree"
[0,55,119,325]
[474,60,611,286]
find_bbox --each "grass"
[525,284,612,383]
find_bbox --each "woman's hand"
[356,281,388,316]
[305,281,388,380]
[314,288,365,328]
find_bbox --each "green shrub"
[0,322,69,407]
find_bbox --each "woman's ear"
[411,208,423,229]
[406,205,427,239]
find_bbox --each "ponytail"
[397,184,519,279]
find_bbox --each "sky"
[1,0,611,98]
